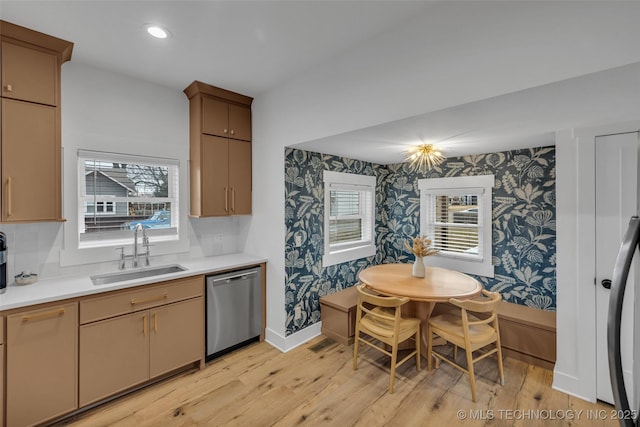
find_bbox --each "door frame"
[554,121,640,402]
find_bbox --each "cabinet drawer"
[80,275,204,324]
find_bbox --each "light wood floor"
[63,336,617,427]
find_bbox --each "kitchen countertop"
[0,253,267,311]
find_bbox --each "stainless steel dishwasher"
[206,266,262,360]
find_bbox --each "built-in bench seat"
[496,301,556,369]
[320,287,556,369]
[319,286,358,346]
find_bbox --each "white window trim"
[418,175,495,278]
[322,170,376,267]
[60,149,189,267]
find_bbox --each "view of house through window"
[78,151,179,248]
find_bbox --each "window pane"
[433,225,479,253]
[80,154,178,246]
[433,193,479,254]
[329,189,369,246]
[330,191,360,216]
[329,218,362,244]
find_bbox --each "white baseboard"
[264,322,322,353]
[552,369,596,403]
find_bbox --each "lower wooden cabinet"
[0,316,4,427]
[79,310,149,406]
[0,343,4,427]
[149,297,204,378]
[6,302,78,427]
[79,296,204,406]
[0,275,208,424]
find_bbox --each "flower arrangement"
[404,235,438,258]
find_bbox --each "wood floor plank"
[63,336,618,427]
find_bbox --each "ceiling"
[0,0,433,96]
[2,1,640,164]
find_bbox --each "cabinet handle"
[6,177,13,217]
[5,84,12,92]
[231,187,235,213]
[143,315,147,336]
[130,293,168,306]
[153,313,158,332]
[230,129,235,135]
[223,128,228,134]
[22,308,65,322]
[224,187,229,213]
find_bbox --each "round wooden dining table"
[358,263,482,358]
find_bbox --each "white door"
[595,131,639,405]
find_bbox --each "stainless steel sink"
[90,264,187,285]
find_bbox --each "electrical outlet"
[214,233,224,243]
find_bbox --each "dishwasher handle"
[210,270,258,283]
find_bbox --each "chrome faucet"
[133,224,145,268]
[116,224,151,270]
[142,228,151,267]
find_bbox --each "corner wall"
[284,145,557,336]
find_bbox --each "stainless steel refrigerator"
[609,216,640,426]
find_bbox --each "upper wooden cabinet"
[1,41,58,106]
[201,97,252,142]
[0,20,73,223]
[184,81,253,217]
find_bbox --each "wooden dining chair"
[352,283,421,394]
[427,289,504,402]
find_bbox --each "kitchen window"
[419,175,494,277]
[322,171,376,267]
[77,150,179,249]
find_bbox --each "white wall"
[0,62,248,282]
[250,0,640,376]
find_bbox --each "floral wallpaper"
[284,146,556,336]
[284,149,379,335]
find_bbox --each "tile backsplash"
[0,215,248,284]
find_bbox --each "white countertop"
[0,253,267,311]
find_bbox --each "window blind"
[427,193,482,258]
[322,170,376,266]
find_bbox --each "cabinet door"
[201,135,230,216]
[1,98,60,222]
[6,302,78,427]
[1,41,57,106]
[228,104,251,141]
[201,97,229,138]
[79,311,149,407]
[149,297,204,378]
[0,343,4,427]
[228,139,252,215]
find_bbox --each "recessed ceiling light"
[146,25,170,39]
